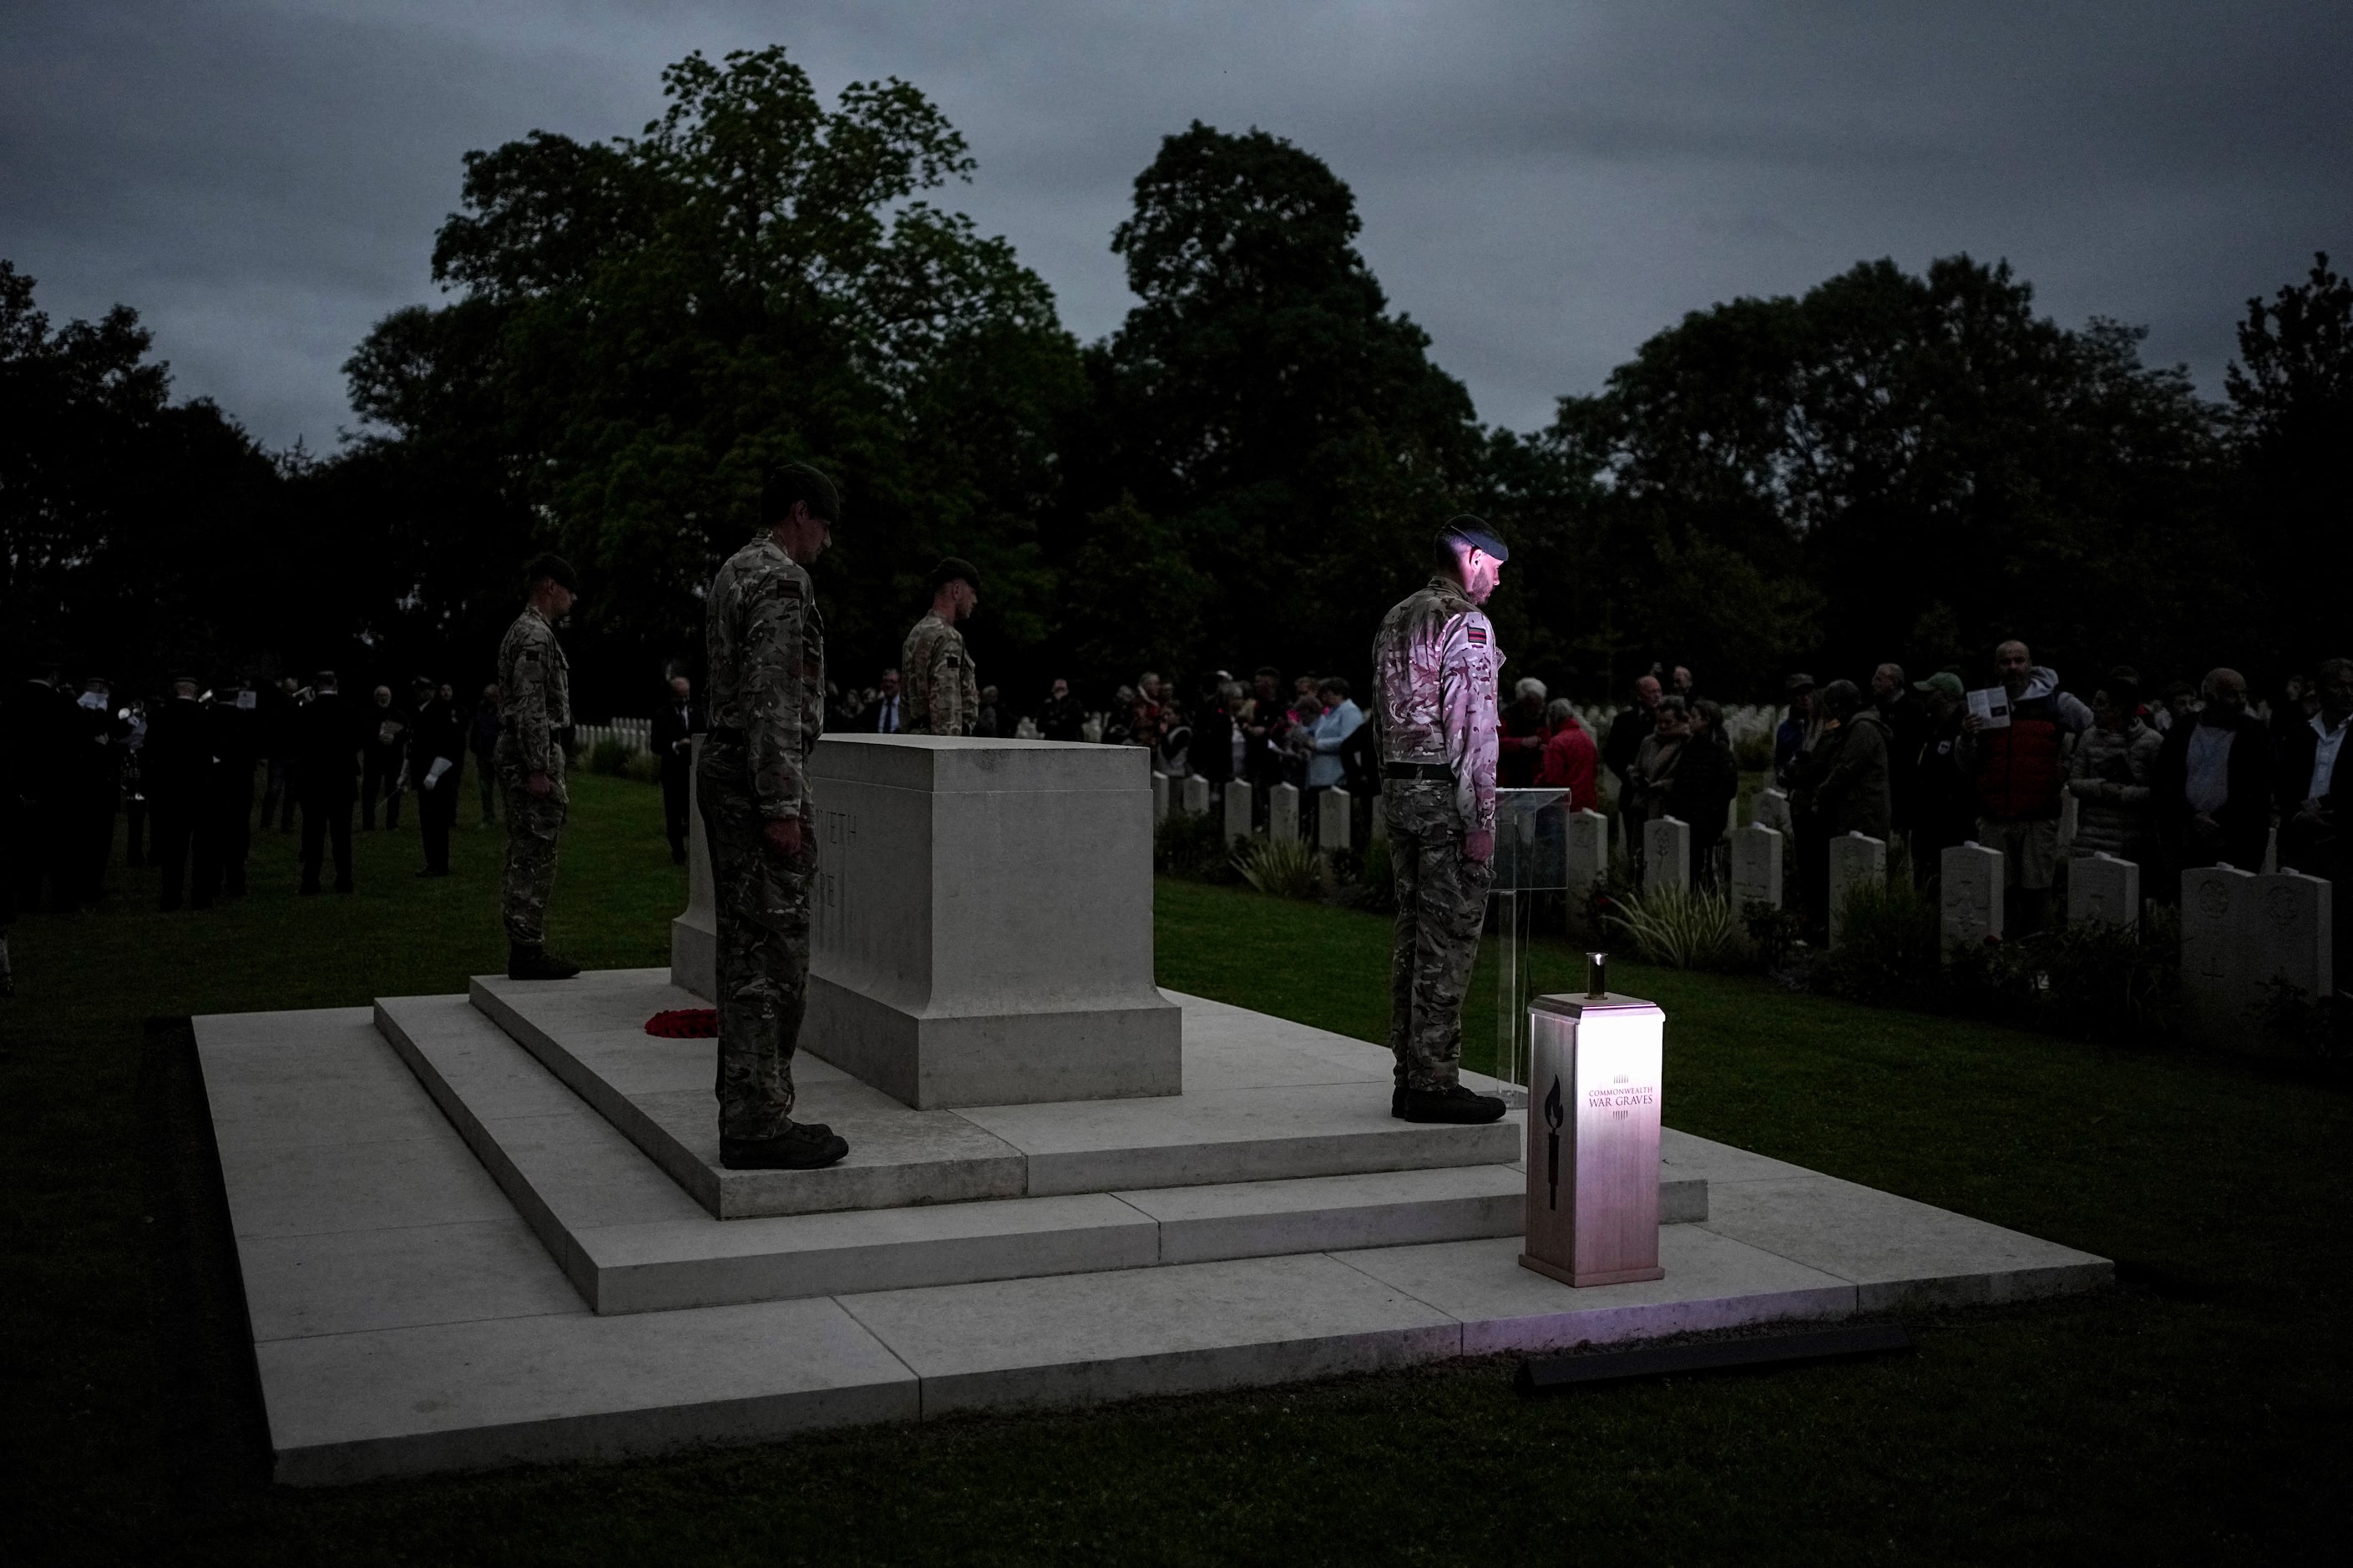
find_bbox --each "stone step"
[201,1004,2108,1486]
[465,970,1526,1219]
[375,994,1705,1315]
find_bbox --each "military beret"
[1440,515,1509,564]
[524,553,579,592]
[931,557,982,591]
[762,462,842,526]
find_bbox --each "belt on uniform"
[707,726,745,744]
[1382,761,1454,781]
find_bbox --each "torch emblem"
[1542,1074,1564,1211]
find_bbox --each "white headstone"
[1941,841,2004,950]
[2179,864,2258,1048]
[1753,787,1794,840]
[2246,868,2333,1013]
[1564,808,1608,935]
[1151,771,1170,826]
[1268,781,1300,843]
[1318,788,1351,852]
[1729,822,1782,913]
[1642,815,1691,893]
[1181,775,1211,817]
[2067,852,2138,931]
[1223,780,1253,844]
[1827,832,1889,948]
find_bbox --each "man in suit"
[858,669,905,735]
[2153,667,2275,893]
[2278,655,2350,982]
[651,674,703,865]
[144,675,208,910]
[409,675,469,877]
[296,672,362,894]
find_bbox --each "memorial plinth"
[1520,990,1667,1287]
[677,735,1182,1110]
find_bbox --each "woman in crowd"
[1667,698,1738,889]
[2067,675,2162,871]
[1533,698,1599,812]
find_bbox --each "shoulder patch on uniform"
[1467,625,1488,645]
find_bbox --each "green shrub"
[1235,836,1325,901]
[1818,874,1943,1003]
[1351,836,1395,913]
[1743,900,1802,968]
[1155,811,1240,883]
[590,738,632,776]
[1733,730,1774,772]
[1603,883,1744,970]
[622,750,662,785]
[1944,909,2179,1045]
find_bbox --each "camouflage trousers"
[1385,781,1494,1092]
[496,743,567,946]
[699,741,812,1141]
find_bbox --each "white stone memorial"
[673,736,1183,1110]
[1268,781,1300,844]
[1563,808,1608,935]
[2068,852,2139,931]
[1753,787,1794,840]
[1222,780,1253,844]
[1151,771,1169,826]
[1180,774,1210,817]
[1642,815,1690,894]
[2179,864,2257,1047]
[1318,787,1351,852]
[1521,979,1666,1287]
[1941,841,2004,950]
[2247,869,2334,1015]
[1827,832,1888,948]
[1729,822,1782,913]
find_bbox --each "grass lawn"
[4,771,2348,1562]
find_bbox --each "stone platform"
[195,982,2111,1485]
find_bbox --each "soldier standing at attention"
[1372,517,1511,1125]
[900,558,981,736]
[701,463,850,1171]
[498,554,582,980]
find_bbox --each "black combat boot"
[1398,1082,1507,1125]
[721,1122,850,1171]
[508,943,580,980]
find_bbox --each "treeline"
[5,45,2346,713]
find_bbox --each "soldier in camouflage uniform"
[700,463,851,1171]
[1371,518,1510,1125]
[498,554,582,981]
[900,558,981,736]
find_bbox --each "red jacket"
[1535,717,1600,812]
[1974,670,2092,821]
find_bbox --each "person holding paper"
[409,675,467,878]
[1961,640,2092,935]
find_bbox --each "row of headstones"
[1154,775,1378,851]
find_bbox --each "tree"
[1079,123,1485,686]
[2227,253,2352,671]
[344,47,1082,708]
[1551,255,2228,695]
[0,260,296,685]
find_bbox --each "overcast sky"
[4,1,2346,451]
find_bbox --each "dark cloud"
[3,0,2345,449]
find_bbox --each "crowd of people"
[1729,642,2350,952]
[3,669,501,922]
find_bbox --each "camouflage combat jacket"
[901,612,976,736]
[1370,574,1503,834]
[706,537,825,819]
[497,605,570,776]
